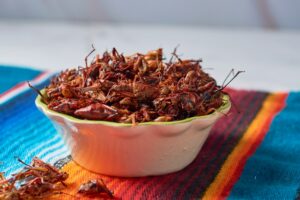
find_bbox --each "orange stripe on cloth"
[50,160,130,199]
[50,161,114,200]
[202,93,287,200]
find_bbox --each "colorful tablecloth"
[1,65,300,199]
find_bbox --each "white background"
[0,1,299,92]
[0,0,300,29]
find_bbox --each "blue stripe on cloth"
[228,92,300,200]
[0,67,69,176]
[0,65,41,93]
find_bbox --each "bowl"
[35,93,231,177]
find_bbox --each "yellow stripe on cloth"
[202,93,287,200]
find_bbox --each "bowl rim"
[35,91,231,127]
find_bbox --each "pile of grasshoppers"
[35,46,243,124]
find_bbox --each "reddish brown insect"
[78,179,114,199]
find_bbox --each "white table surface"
[0,20,299,92]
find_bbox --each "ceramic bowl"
[35,94,231,177]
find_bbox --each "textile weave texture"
[0,65,299,199]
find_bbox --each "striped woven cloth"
[1,65,300,199]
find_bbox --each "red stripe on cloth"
[0,71,50,99]
[185,92,266,198]
[170,91,265,199]
[0,82,24,98]
[219,93,288,197]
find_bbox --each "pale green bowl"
[35,93,231,177]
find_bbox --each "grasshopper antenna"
[85,44,96,68]
[27,81,49,104]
